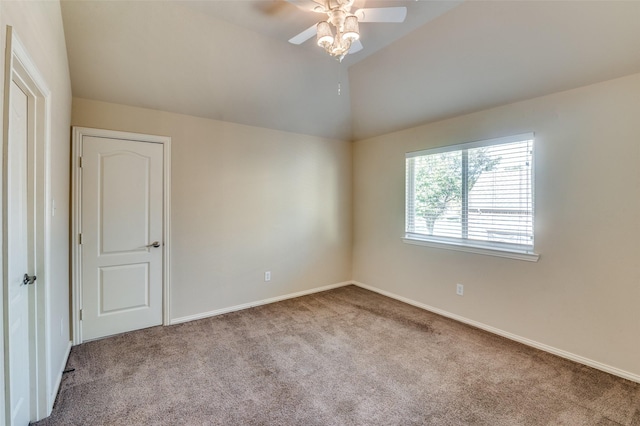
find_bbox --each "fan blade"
[354,7,407,23]
[286,0,326,13]
[289,24,318,45]
[256,1,290,16]
[349,40,363,54]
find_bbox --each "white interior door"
[6,79,32,425]
[80,136,164,341]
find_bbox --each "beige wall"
[353,73,640,378]
[71,98,352,321]
[0,0,72,416]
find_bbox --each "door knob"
[23,273,36,286]
[146,241,161,248]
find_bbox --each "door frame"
[71,127,171,345]
[2,27,51,422]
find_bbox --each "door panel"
[81,136,163,341]
[99,263,149,314]
[99,151,150,254]
[7,79,31,425]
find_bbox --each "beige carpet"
[36,286,640,425]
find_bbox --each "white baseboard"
[352,281,640,384]
[170,281,353,325]
[49,340,72,414]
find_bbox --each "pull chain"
[337,57,344,96]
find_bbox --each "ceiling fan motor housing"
[329,9,347,30]
[318,0,355,13]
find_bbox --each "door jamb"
[2,27,52,422]
[71,127,172,345]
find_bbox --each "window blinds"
[405,133,534,253]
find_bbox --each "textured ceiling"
[60,0,640,141]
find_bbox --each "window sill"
[402,236,540,262]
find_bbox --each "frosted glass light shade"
[342,15,360,41]
[317,21,334,47]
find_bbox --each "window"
[404,133,537,261]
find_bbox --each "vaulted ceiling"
[60,0,640,141]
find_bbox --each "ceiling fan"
[287,0,407,60]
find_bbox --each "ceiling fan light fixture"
[342,15,359,41]
[316,21,334,47]
[288,3,407,60]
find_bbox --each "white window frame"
[403,133,539,262]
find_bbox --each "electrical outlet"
[456,283,464,296]
[264,271,271,282]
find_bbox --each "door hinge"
[79,309,83,321]
[78,233,82,244]
[78,156,83,168]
